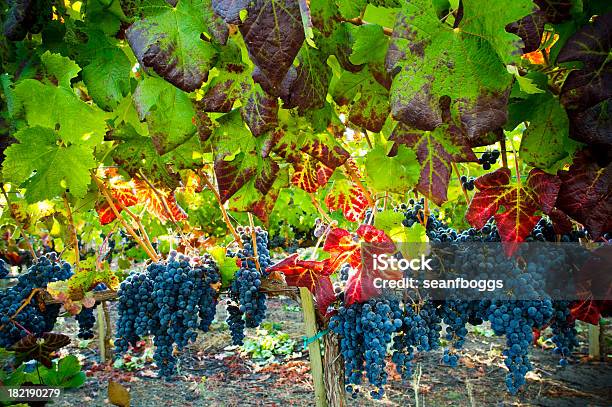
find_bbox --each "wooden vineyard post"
[323,331,346,407]
[299,287,328,407]
[97,301,113,363]
[588,321,601,360]
[97,303,107,362]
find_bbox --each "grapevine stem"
[510,142,521,187]
[92,173,160,262]
[451,162,470,206]
[197,169,243,250]
[63,193,80,271]
[500,138,509,169]
[423,197,429,228]
[343,162,374,207]
[0,183,37,261]
[310,221,335,261]
[341,17,393,36]
[309,193,333,224]
[247,212,262,273]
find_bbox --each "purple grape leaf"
[214,0,305,94]
[241,83,279,137]
[389,124,477,205]
[557,13,612,111]
[557,149,612,239]
[281,46,331,112]
[127,0,228,92]
[214,152,258,202]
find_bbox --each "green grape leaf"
[389,125,477,205]
[209,246,239,288]
[507,65,545,95]
[214,0,305,93]
[331,68,390,132]
[32,355,86,388]
[112,125,181,189]
[127,0,227,92]
[85,0,127,36]
[78,30,131,111]
[557,12,611,111]
[41,51,80,88]
[3,127,96,202]
[387,0,533,139]
[337,0,366,19]
[349,24,389,65]
[364,144,419,194]
[133,77,196,155]
[14,79,107,146]
[518,92,579,170]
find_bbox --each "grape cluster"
[226,227,271,345]
[76,307,96,339]
[0,253,72,347]
[313,218,329,239]
[478,149,500,170]
[460,175,475,191]
[484,299,553,394]
[550,301,579,367]
[392,301,442,379]
[114,252,221,377]
[329,296,403,399]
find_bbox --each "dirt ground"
[49,297,611,407]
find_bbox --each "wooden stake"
[323,331,346,407]
[63,193,80,270]
[588,322,600,360]
[97,304,106,362]
[300,287,328,407]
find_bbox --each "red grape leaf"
[570,246,612,324]
[267,253,335,314]
[390,125,477,205]
[291,156,333,193]
[299,138,350,170]
[548,208,574,235]
[324,178,368,223]
[556,149,611,239]
[133,179,187,223]
[11,333,71,368]
[466,168,561,254]
[322,225,396,305]
[96,177,138,225]
[570,300,603,325]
